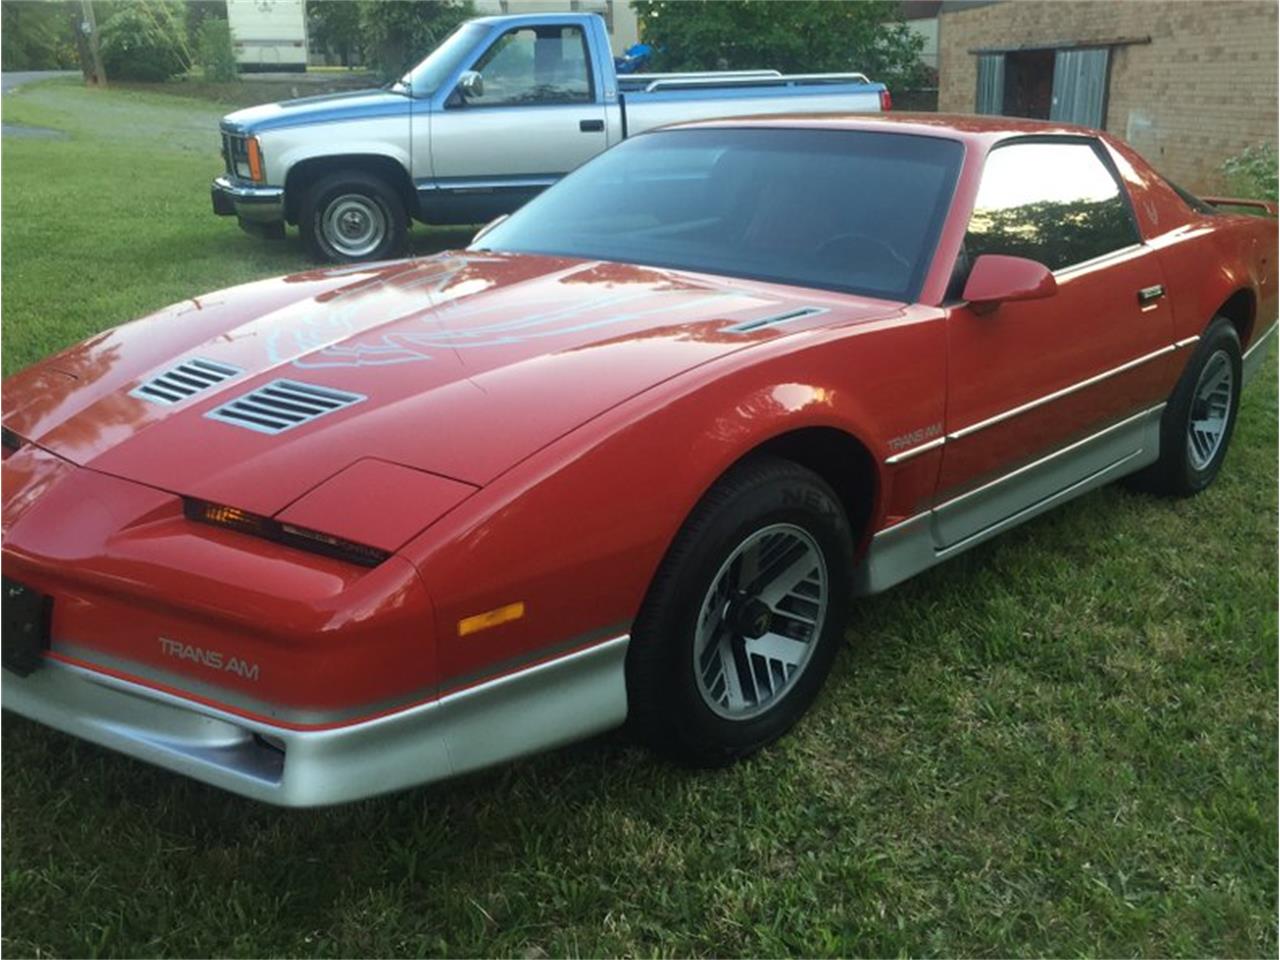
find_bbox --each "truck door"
[426,22,608,219]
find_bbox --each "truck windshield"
[475,128,964,302]
[402,22,488,96]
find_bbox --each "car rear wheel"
[300,170,407,263]
[1129,316,1242,497]
[626,457,854,766]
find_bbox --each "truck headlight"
[230,136,265,183]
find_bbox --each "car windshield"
[401,21,487,96]
[475,128,964,301]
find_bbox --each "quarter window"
[466,26,592,106]
[964,141,1140,271]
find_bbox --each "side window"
[964,141,1141,271]
[466,26,592,106]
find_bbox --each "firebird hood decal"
[2,253,901,515]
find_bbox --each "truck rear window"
[475,128,963,302]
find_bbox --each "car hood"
[220,88,409,136]
[2,254,901,516]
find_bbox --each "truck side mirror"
[458,70,484,101]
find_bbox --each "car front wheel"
[626,457,854,766]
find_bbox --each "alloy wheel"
[1186,348,1234,470]
[693,523,829,721]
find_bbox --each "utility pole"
[68,0,107,87]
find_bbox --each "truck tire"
[300,170,407,264]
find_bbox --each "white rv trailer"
[226,0,308,73]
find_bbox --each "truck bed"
[622,76,887,136]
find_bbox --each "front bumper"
[3,634,629,807]
[211,175,284,226]
[3,441,624,805]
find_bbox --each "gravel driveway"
[3,70,78,94]
[2,71,78,138]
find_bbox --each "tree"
[1,1,78,70]
[356,0,474,80]
[632,0,928,91]
[97,1,186,82]
[183,0,226,50]
[308,0,362,67]
[67,0,106,86]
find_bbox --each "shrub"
[1222,143,1278,202]
[357,0,475,80]
[99,4,188,82]
[197,17,237,82]
[633,0,929,92]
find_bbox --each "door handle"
[1137,284,1165,306]
[579,119,604,132]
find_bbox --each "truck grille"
[222,133,236,176]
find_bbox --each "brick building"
[937,0,1278,192]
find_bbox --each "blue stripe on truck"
[221,99,411,136]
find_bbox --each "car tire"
[300,170,407,263]
[626,456,854,767]
[1129,316,1242,497]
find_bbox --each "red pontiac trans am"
[3,115,1276,806]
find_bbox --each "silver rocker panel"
[855,404,1165,595]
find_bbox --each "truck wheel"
[300,170,407,263]
[1128,316,1242,497]
[626,456,854,767]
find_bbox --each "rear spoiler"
[1201,196,1279,216]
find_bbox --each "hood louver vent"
[725,307,828,334]
[131,358,242,405]
[207,380,366,435]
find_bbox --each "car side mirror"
[472,214,508,245]
[962,254,1057,313]
[458,70,484,101]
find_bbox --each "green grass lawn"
[0,78,473,375]
[2,79,1277,958]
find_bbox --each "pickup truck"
[211,11,890,262]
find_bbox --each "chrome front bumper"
[2,635,629,807]
[211,175,284,225]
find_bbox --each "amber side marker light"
[184,498,390,568]
[246,137,265,183]
[458,601,526,637]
